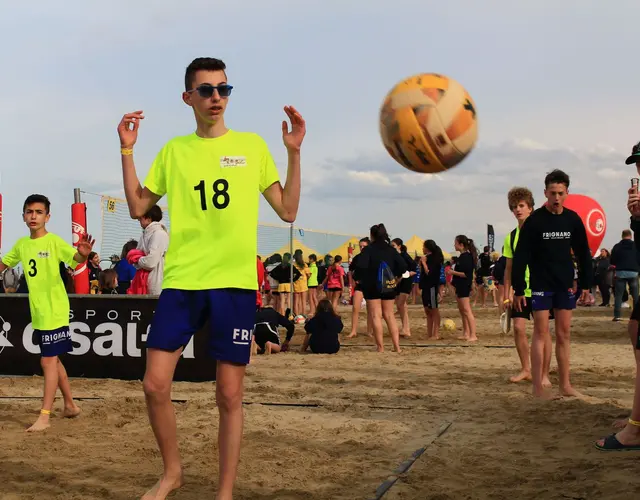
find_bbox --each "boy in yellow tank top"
[117,57,306,500]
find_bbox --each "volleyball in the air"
[379,73,478,174]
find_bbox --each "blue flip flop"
[595,433,640,452]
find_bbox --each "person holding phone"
[595,145,640,451]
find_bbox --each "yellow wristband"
[629,418,640,427]
[121,147,133,156]
[40,409,51,415]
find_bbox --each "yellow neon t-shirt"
[1,233,77,330]
[144,130,280,290]
[503,227,531,298]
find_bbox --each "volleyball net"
[97,194,364,261]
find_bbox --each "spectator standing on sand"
[136,205,169,296]
[610,229,639,321]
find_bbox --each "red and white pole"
[0,192,3,250]
[71,188,89,294]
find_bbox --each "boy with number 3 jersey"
[117,57,305,500]
[0,194,95,432]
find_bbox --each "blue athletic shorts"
[530,290,576,311]
[34,326,73,357]
[146,288,256,365]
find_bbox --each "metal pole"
[74,188,82,204]
[289,223,294,318]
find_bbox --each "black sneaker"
[613,317,622,322]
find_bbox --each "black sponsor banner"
[0,295,216,382]
[487,224,495,252]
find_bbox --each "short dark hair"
[185,57,227,91]
[622,229,632,238]
[120,239,138,260]
[544,169,570,189]
[23,194,50,214]
[142,205,163,223]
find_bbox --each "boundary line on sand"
[370,421,453,500]
[0,396,418,411]
[341,343,515,349]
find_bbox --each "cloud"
[300,139,633,249]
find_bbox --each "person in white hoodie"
[136,205,169,295]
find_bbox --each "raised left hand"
[76,234,96,258]
[282,105,306,152]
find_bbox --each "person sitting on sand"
[252,305,295,355]
[301,299,343,354]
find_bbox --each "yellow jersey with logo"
[144,130,280,290]
[503,227,531,298]
[1,233,77,330]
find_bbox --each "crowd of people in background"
[0,205,169,297]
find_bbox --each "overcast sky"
[1,0,638,257]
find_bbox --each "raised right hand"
[118,111,145,149]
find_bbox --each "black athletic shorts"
[327,287,343,293]
[631,298,640,350]
[455,283,472,299]
[354,283,363,293]
[254,326,280,350]
[397,278,413,296]
[363,286,396,301]
[511,297,532,320]
[422,286,439,309]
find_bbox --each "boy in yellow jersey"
[0,194,94,432]
[117,57,305,500]
[502,187,552,387]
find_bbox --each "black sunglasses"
[188,83,233,98]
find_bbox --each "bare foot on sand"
[63,405,81,418]
[400,333,411,338]
[542,377,553,389]
[26,416,50,432]
[559,386,584,399]
[614,418,629,430]
[467,336,478,342]
[457,335,469,341]
[532,388,561,401]
[346,333,357,339]
[141,474,184,500]
[509,371,532,383]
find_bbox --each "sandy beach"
[1,301,639,499]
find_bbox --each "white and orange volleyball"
[379,73,478,173]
